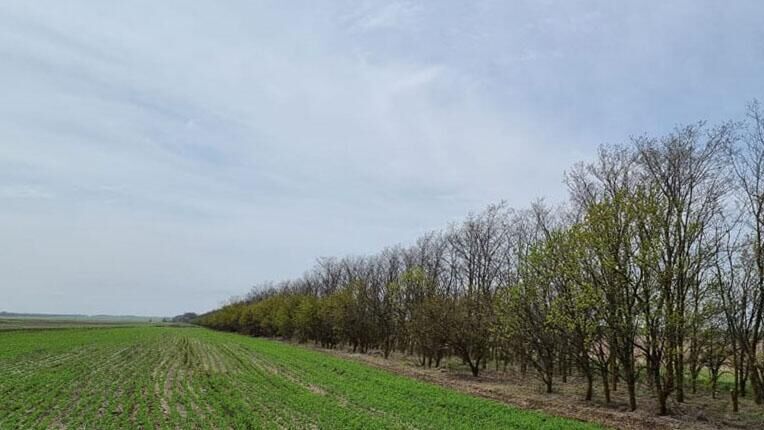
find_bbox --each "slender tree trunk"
[651,353,669,415]
[740,354,749,397]
[751,366,764,404]
[621,355,637,411]
[657,390,668,416]
[627,376,637,411]
[465,355,480,377]
[691,369,698,394]
[545,360,554,393]
[560,347,568,383]
[585,371,593,401]
[731,341,740,412]
[600,366,611,405]
[676,342,685,403]
[470,364,480,377]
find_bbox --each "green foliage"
[195,114,759,413]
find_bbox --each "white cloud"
[0,0,762,315]
[343,1,421,32]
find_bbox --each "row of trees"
[199,102,764,415]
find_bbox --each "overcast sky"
[2,1,763,316]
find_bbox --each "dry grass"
[308,346,764,430]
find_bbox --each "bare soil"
[298,344,764,430]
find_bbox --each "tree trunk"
[676,346,685,403]
[621,355,637,411]
[470,363,480,377]
[733,346,740,412]
[651,354,669,415]
[600,366,611,405]
[544,361,554,393]
[585,372,593,401]
[560,348,568,383]
[740,352,749,397]
[691,370,698,394]
[627,376,637,411]
[751,366,764,404]
[466,355,480,377]
[657,390,668,416]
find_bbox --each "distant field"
[0,312,162,330]
[0,325,602,429]
[0,318,150,331]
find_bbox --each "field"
[0,324,602,429]
[0,318,148,331]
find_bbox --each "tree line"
[199,101,764,415]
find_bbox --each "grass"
[0,325,603,429]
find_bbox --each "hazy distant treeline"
[200,101,764,415]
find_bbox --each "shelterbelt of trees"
[200,101,764,416]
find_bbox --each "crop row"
[0,326,602,429]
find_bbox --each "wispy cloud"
[1,0,762,315]
[0,185,53,200]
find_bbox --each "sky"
[1,1,763,316]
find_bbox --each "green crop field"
[0,325,602,429]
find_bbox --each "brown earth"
[294,343,764,430]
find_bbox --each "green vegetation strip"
[0,326,603,429]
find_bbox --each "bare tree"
[636,123,731,411]
[729,100,764,404]
[446,204,509,376]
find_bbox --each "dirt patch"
[176,402,187,419]
[307,384,327,396]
